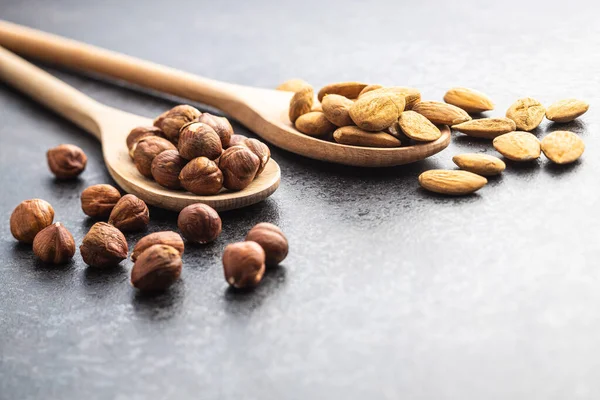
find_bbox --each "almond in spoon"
[451,117,516,139]
[317,81,368,101]
[295,111,336,136]
[443,87,494,113]
[321,94,354,127]
[412,101,471,125]
[398,111,441,142]
[333,126,401,147]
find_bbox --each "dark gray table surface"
[1,0,599,399]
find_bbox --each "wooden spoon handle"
[0,20,245,112]
[0,45,104,138]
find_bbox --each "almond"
[545,99,589,123]
[317,81,368,102]
[443,87,494,113]
[369,87,422,110]
[288,86,314,123]
[412,101,471,125]
[419,170,487,195]
[506,97,545,131]
[321,94,354,127]
[295,112,336,136]
[333,126,401,148]
[398,111,441,142]
[349,91,406,131]
[358,84,384,97]
[276,78,311,92]
[451,117,516,139]
[540,130,585,164]
[452,153,506,176]
[493,131,541,161]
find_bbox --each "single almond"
[321,94,354,127]
[295,112,336,136]
[506,97,545,131]
[451,117,516,139]
[452,153,506,176]
[317,81,368,102]
[493,131,541,161]
[276,78,311,92]
[349,91,406,131]
[412,101,471,125]
[288,86,314,123]
[443,87,494,113]
[419,170,487,195]
[545,99,589,123]
[368,87,422,110]
[540,130,584,164]
[333,126,401,148]
[358,84,384,97]
[398,111,441,142]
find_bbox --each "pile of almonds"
[127,105,271,194]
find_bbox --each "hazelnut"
[108,194,150,232]
[32,222,76,264]
[153,105,201,143]
[131,231,184,262]
[245,223,288,265]
[178,157,223,195]
[126,126,165,159]
[133,136,177,178]
[196,113,233,148]
[243,138,271,175]
[151,150,187,190]
[80,222,128,268]
[177,122,223,160]
[10,199,55,243]
[228,134,248,148]
[219,146,260,191]
[47,144,87,179]
[131,244,182,292]
[80,184,122,219]
[222,241,266,289]
[177,203,222,244]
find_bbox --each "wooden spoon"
[0,46,280,212]
[0,20,451,167]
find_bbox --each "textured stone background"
[1,0,599,399]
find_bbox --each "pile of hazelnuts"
[128,105,271,194]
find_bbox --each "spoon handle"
[0,20,245,113]
[0,45,104,139]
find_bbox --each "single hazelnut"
[151,150,187,190]
[131,231,185,262]
[177,122,223,160]
[126,126,165,159]
[153,105,201,143]
[243,138,271,175]
[80,222,128,268]
[228,134,248,148]
[32,222,76,264]
[108,194,150,232]
[245,222,288,265]
[219,146,260,191]
[222,241,266,289]
[10,199,55,243]
[179,157,223,195]
[131,244,182,292]
[47,144,87,179]
[133,136,177,178]
[80,184,122,219]
[177,203,222,244]
[196,113,233,148]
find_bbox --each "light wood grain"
[0,20,450,167]
[0,46,280,212]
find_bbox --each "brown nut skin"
[32,222,75,264]
[196,113,233,148]
[177,122,223,161]
[131,244,182,292]
[80,222,128,268]
[10,199,55,243]
[133,136,177,178]
[80,184,122,219]
[223,241,266,289]
[228,134,248,148]
[242,138,271,175]
[245,223,288,266]
[131,231,184,262]
[47,144,87,179]
[108,194,150,232]
[177,203,222,244]
[153,105,201,143]
[151,150,187,190]
[126,126,165,159]
[219,146,260,191]
[179,157,223,195]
